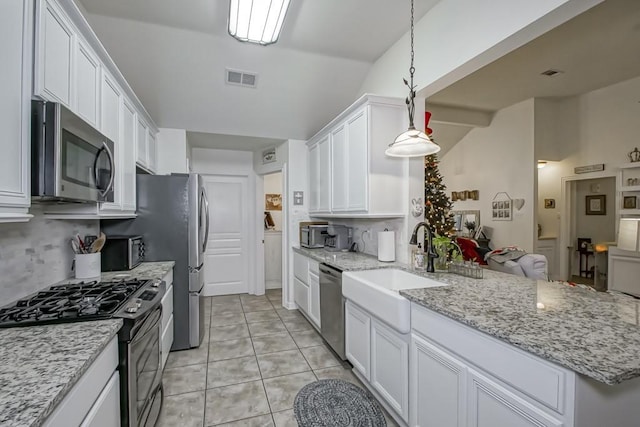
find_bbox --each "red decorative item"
[425,111,433,136]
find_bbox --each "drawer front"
[161,285,173,333]
[294,252,309,283]
[309,259,319,276]
[162,315,174,370]
[411,304,567,414]
[162,269,174,287]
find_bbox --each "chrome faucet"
[410,221,438,273]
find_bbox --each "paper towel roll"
[378,230,395,262]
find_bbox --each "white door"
[203,175,249,296]
[318,135,332,213]
[467,369,563,427]
[371,319,409,422]
[411,333,467,427]
[346,108,368,211]
[331,124,347,211]
[345,300,371,380]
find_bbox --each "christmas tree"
[424,154,455,236]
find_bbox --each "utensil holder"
[75,253,101,279]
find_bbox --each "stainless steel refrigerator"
[102,173,209,350]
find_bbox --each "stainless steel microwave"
[31,101,115,203]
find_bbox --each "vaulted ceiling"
[77,0,438,149]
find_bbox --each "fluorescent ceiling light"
[229,0,291,46]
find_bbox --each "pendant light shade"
[386,127,440,157]
[385,0,441,158]
[229,0,291,46]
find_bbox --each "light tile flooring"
[158,289,398,426]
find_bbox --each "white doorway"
[263,172,283,290]
[560,172,619,285]
[202,175,250,296]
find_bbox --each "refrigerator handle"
[201,187,210,254]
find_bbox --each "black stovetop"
[0,279,147,327]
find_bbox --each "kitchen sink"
[342,268,448,333]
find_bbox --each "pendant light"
[385,0,440,157]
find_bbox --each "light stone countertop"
[0,319,123,427]
[294,246,640,385]
[0,262,174,426]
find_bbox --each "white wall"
[157,128,188,174]
[440,99,537,252]
[263,172,283,231]
[359,0,602,98]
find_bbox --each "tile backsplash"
[0,205,98,304]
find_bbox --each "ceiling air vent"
[540,69,564,77]
[226,68,257,88]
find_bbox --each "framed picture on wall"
[491,192,513,221]
[586,195,606,215]
[623,196,637,209]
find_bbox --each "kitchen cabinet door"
[36,0,74,106]
[411,333,467,427]
[309,143,320,213]
[308,271,321,328]
[121,100,137,211]
[345,300,370,380]
[148,130,157,173]
[371,318,409,422]
[74,39,100,127]
[317,135,332,213]
[0,0,32,219]
[99,71,122,211]
[79,372,120,427]
[331,124,348,211]
[294,278,310,315]
[136,118,148,167]
[346,108,368,211]
[467,369,563,427]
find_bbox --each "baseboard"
[203,283,256,296]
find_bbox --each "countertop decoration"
[0,319,122,427]
[294,246,640,385]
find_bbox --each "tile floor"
[157,289,398,427]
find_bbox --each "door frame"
[559,171,620,280]
[256,165,289,302]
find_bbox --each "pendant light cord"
[406,0,416,129]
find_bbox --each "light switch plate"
[293,191,304,205]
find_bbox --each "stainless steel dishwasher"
[319,263,346,360]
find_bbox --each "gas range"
[0,278,162,328]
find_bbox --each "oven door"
[128,308,162,427]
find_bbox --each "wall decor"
[262,147,277,164]
[574,164,604,174]
[544,199,556,209]
[451,190,478,201]
[586,195,606,215]
[623,196,637,209]
[411,198,424,217]
[629,147,640,163]
[451,210,480,235]
[265,193,282,210]
[513,198,525,211]
[491,192,512,221]
[466,190,479,200]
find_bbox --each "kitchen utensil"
[84,235,98,248]
[91,233,106,253]
[71,238,80,254]
[77,235,87,253]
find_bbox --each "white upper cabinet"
[307,94,407,218]
[121,100,137,211]
[35,0,74,106]
[34,0,158,218]
[74,39,100,127]
[137,118,149,168]
[0,0,33,222]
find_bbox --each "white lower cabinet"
[345,301,371,380]
[410,334,466,427]
[308,271,321,328]
[294,278,310,315]
[345,300,409,423]
[467,369,563,427]
[371,318,409,420]
[79,372,120,427]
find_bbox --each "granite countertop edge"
[34,319,123,427]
